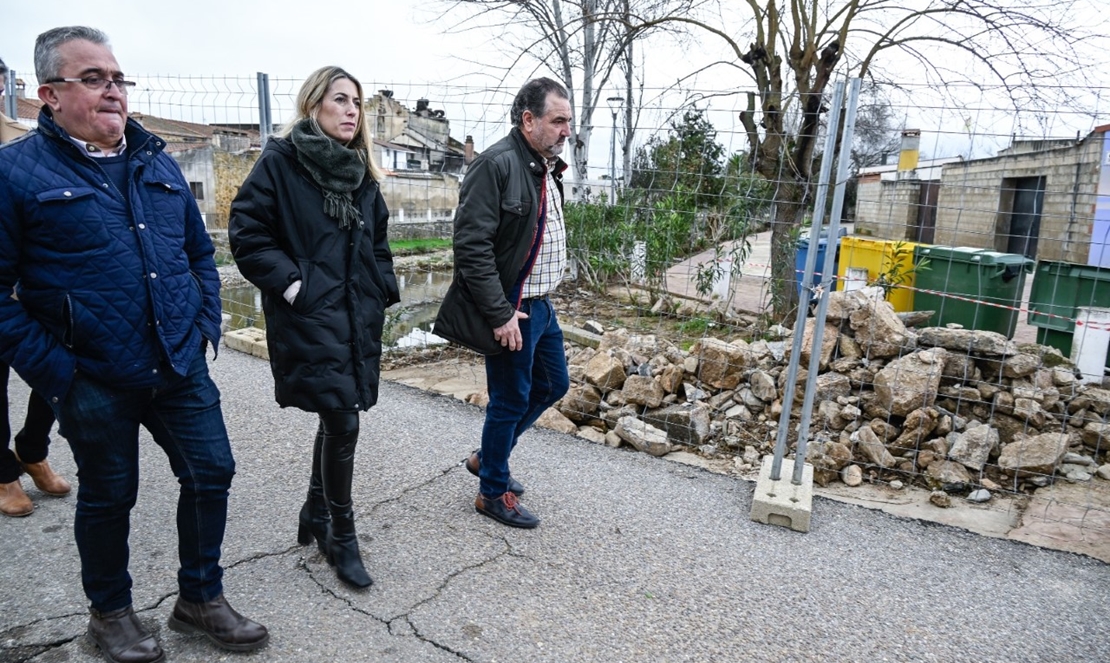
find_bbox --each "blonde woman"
[229,67,399,588]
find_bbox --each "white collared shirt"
[68,135,127,158]
[519,161,566,299]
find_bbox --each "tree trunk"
[572,0,597,200]
[768,181,806,323]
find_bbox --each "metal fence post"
[791,78,863,484]
[767,79,847,483]
[256,72,271,147]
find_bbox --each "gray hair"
[510,77,569,127]
[34,26,110,82]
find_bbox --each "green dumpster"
[1027,260,1110,363]
[913,246,1033,338]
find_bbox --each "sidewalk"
[2,347,1108,662]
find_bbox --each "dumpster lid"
[914,246,985,262]
[975,251,1035,269]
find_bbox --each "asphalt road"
[2,345,1108,663]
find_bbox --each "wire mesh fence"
[8,69,1109,553]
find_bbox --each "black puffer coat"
[228,138,400,412]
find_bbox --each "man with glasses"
[0,27,268,663]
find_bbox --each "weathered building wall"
[171,146,217,223]
[367,93,408,143]
[933,138,1101,263]
[380,172,459,239]
[212,150,261,229]
[854,178,921,241]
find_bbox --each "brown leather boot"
[166,594,269,652]
[88,605,164,663]
[19,458,71,496]
[0,479,33,517]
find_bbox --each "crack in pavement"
[387,535,515,663]
[3,465,523,662]
[0,593,175,663]
[295,466,519,663]
[364,460,464,517]
[0,636,81,663]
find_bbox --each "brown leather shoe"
[88,605,165,663]
[475,491,540,529]
[0,479,33,517]
[167,593,269,652]
[19,457,71,496]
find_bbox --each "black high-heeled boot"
[325,499,373,588]
[319,412,372,589]
[297,427,329,554]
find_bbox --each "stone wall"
[933,137,1101,263]
[212,151,261,230]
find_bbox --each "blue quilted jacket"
[0,109,222,404]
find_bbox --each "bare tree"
[431,0,696,198]
[851,83,902,171]
[629,0,1102,320]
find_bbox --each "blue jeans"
[479,297,570,498]
[55,351,235,612]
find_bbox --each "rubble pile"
[552,287,1110,502]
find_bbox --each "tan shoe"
[19,458,72,496]
[0,479,34,517]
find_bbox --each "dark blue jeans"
[55,351,235,612]
[478,297,570,498]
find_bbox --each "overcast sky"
[5,1,533,149]
[4,2,484,84]
[7,0,1109,171]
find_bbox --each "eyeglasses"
[44,75,137,95]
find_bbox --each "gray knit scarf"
[290,118,366,229]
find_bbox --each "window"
[189,181,204,201]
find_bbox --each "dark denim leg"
[0,362,17,484]
[55,371,145,613]
[13,390,57,465]
[142,352,235,604]
[480,299,569,498]
[509,299,570,453]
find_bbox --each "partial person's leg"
[150,352,268,652]
[14,390,57,463]
[509,299,570,451]
[0,362,18,483]
[475,299,543,528]
[0,362,33,517]
[15,389,69,496]
[55,372,145,613]
[297,423,329,553]
[143,352,234,604]
[319,409,371,588]
[480,305,539,498]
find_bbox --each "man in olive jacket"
[434,78,572,528]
